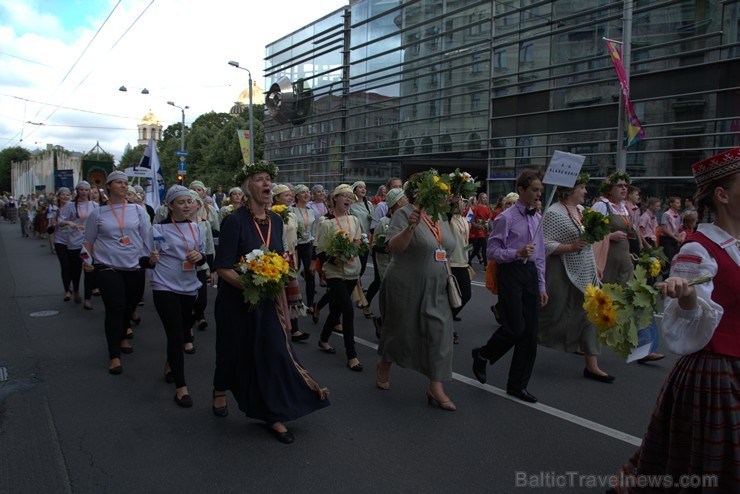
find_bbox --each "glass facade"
[264,0,739,199]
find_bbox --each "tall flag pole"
[604,38,645,148]
[137,138,165,210]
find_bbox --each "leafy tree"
[119,144,146,168]
[0,146,31,193]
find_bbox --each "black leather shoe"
[212,390,228,417]
[174,393,193,408]
[472,348,487,384]
[506,389,538,403]
[583,368,615,383]
[269,426,294,444]
[291,332,310,342]
[108,365,122,375]
[120,346,133,354]
[184,345,195,355]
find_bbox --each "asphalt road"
[0,219,677,493]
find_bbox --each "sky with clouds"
[0,0,348,161]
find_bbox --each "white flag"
[137,139,165,210]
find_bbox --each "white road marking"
[354,336,642,447]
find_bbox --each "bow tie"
[525,208,537,216]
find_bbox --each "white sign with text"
[543,151,586,187]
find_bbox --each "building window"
[440,135,452,152]
[404,139,415,155]
[519,42,534,64]
[494,49,507,69]
[516,137,532,165]
[471,52,482,74]
[421,137,433,154]
[470,93,482,111]
[469,133,482,150]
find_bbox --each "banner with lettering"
[237,129,251,166]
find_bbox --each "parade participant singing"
[142,185,205,408]
[51,187,75,302]
[83,171,151,375]
[472,169,547,403]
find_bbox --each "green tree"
[119,144,146,168]
[0,146,31,193]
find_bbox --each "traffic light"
[177,175,183,185]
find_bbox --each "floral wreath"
[599,171,631,195]
[447,168,480,198]
[234,160,279,186]
[575,172,590,186]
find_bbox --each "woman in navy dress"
[211,162,329,444]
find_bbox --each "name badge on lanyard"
[182,261,196,271]
[118,235,131,246]
[434,249,447,262]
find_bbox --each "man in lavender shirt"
[471,169,548,403]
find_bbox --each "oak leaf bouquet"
[235,246,294,310]
[580,209,611,244]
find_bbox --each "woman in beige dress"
[376,174,457,410]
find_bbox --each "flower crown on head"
[600,171,631,195]
[447,168,480,198]
[234,160,279,186]
[575,172,590,186]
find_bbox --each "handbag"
[467,264,476,281]
[445,261,463,309]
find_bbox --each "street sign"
[177,161,188,171]
[176,151,189,157]
[179,169,188,175]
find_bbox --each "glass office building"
[264,0,739,199]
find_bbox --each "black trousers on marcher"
[296,243,316,307]
[468,237,486,263]
[153,290,196,388]
[96,267,144,359]
[320,278,357,360]
[55,243,82,293]
[451,266,472,318]
[479,261,539,391]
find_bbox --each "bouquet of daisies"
[448,168,480,199]
[235,246,294,310]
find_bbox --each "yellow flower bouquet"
[583,266,659,358]
[405,169,451,220]
[636,245,668,279]
[324,228,369,264]
[584,266,711,358]
[235,246,294,310]
[580,209,611,244]
[270,204,291,223]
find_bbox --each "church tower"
[137,110,163,145]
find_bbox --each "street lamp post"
[167,101,189,152]
[228,60,254,165]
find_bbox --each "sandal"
[361,305,374,319]
[318,341,336,354]
[311,305,320,324]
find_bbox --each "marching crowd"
[2,147,737,491]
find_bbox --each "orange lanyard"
[336,214,351,234]
[298,207,311,230]
[421,213,442,247]
[173,221,197,253]
[561,202,583,227]
[608,200,631,229]
[109,202,127,236]
[252,215,272,247]
[77,201,91,223]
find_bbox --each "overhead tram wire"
[67,0,158,97]
[19,0,157,147]
[27,1,122,125]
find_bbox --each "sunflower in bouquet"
[235,246,294,310]
[636,245,668,280]
[583,266,659,358]
[270,204,291,224]
[404,169,451,220]
[580,208,611,244]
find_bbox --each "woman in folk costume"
[592,172,664,364]
[348,180,375,319]
[610,147,740,493]
[273,184,310,342]
[537,173,614,383]
[211,162,329,443]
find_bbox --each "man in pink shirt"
[659,196,682,261]
[638,197,661,248]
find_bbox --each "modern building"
[263,0,739,200]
